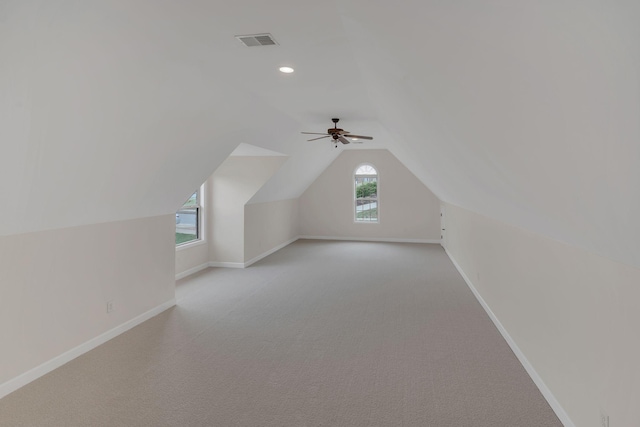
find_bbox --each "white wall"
[443,203,640,427]
[176,195,299,274]
[341,1,640,270]
[299,149,440,241]
[0,215,176,393]
[5,0,640,279]
[245,199,299,263]
[209,156,288,264]
[175,153,298,275]
[175,241,209,279]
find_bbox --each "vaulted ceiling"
[2,0,639,267]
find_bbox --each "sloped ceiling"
[2,1,639,267]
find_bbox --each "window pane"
[356,199,377,221]
[182,192,198,208]
[355,165,377,175]
[176,186,204,246]
[355,178,377,199]
[176,207,198,245]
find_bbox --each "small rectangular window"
[176,188,202,246]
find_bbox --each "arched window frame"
[354,163,379,223]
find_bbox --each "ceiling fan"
[301,118,373,146]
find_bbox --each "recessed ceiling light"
[279,66,294,74]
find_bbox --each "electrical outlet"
[600,409,609,427]
[106,301,114,314]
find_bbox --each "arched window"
[354,164,378,222]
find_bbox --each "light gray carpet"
[0,240,561,426]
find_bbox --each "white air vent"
[235,33,278,47]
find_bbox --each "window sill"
[176,239,206,251]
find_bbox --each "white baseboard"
[208,237,299,269]
[208,261,245,269]
[175,263,210,280]
[444,248,574,427]
[299,235,439,244]
[0,298,176,400]
[244,237,299,268]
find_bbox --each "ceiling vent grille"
[235,33,278,47]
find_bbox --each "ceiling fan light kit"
[301,118,373,147]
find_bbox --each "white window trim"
[353,163,379,224]
[175,239,206,251]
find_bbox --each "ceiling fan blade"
[338,135,351,145]
[307,135,331,141]
[301,132,328,135]
[343,134,373,140]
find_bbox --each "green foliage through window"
[176,233,197,245]
[356,181,377,198]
